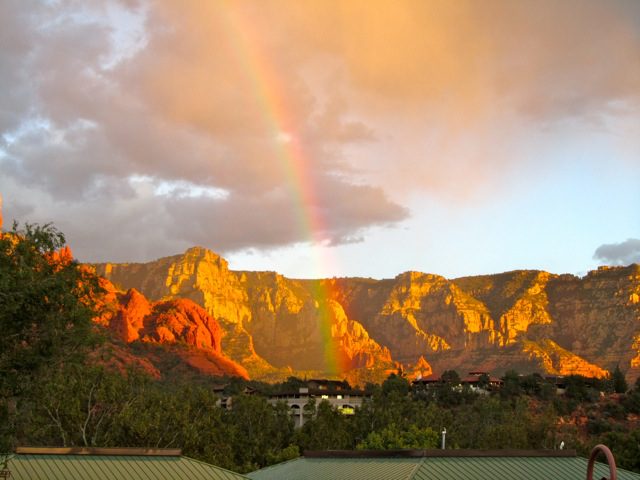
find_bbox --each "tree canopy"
[0,222,102,449]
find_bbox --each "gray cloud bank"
[1,0,639,263]
[594,239,640,266]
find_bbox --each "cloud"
[1,0,639,262]
[284,0,640,196]
[593,239,640,266]
[0,0,408,261]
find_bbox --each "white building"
[268,379,368,428]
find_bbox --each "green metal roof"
[248,453,640,480]
[411,456,638,480]
[5,449,248,480]
[250,457,423,480]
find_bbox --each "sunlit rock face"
[96,249,640,382]
[100,247,252,325]
[96,277,248,379]
[240,272,393,373]
[144,298,223,351]
[545,265,640,377]
[103,287,226,351]
[112,289,152,343]
[521,339,609,377]
[96,251,396,383]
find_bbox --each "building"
[213,384,258,409]
[268,379,369,428]
[2,447,249,480]
[461,371,504,392]
[412,371,503,394]
[248,448,639,480]
[545,375,568,394]
[411,373,443,389]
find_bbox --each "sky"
[1,0,639,279]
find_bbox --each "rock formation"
[95,248,640,383]
[96,252,396,383]
[96,277,248,379]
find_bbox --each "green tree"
[20,364,141,447]
[382,373,410,397]
[500,370,521,399]
[611,365,628,394]
[433,370,476,407]
[565,375,598,403]
[294,400,353,451]
[599,429,640,473]
[226,395,294,472]
[0,223,102,449]
[449,396,529,449]
[477,373,491,390]
[412,402,454,439]
[354,380,417,437]
[621,388,640,414]
[357,424,438,449]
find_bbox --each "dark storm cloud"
[594,239,640,266]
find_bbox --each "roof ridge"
[303,449,577,458]
[247,457,303,475]
[408,456,426,480]
[181,455,251,478]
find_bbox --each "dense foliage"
[0,223,101,450]
[1,222,639,474]
[7,366,640,473]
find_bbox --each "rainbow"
[222,5,349,376]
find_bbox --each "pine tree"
[611,364,628,394]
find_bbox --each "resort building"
[412,371,503,394]
[268,379,369,428]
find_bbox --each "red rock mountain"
[96,277,248,379]
[94,248,640,383]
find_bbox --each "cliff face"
[97,278,248,379]
[96,250,396,384]
[101,247,252,325]
[95,249,640,382]
[240,273,393,373]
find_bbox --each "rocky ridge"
[95,276,248,379]
[94,248,640,383]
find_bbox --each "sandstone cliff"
[95,249,640,382]
[96,278,248,379]
[96,250,396,384]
